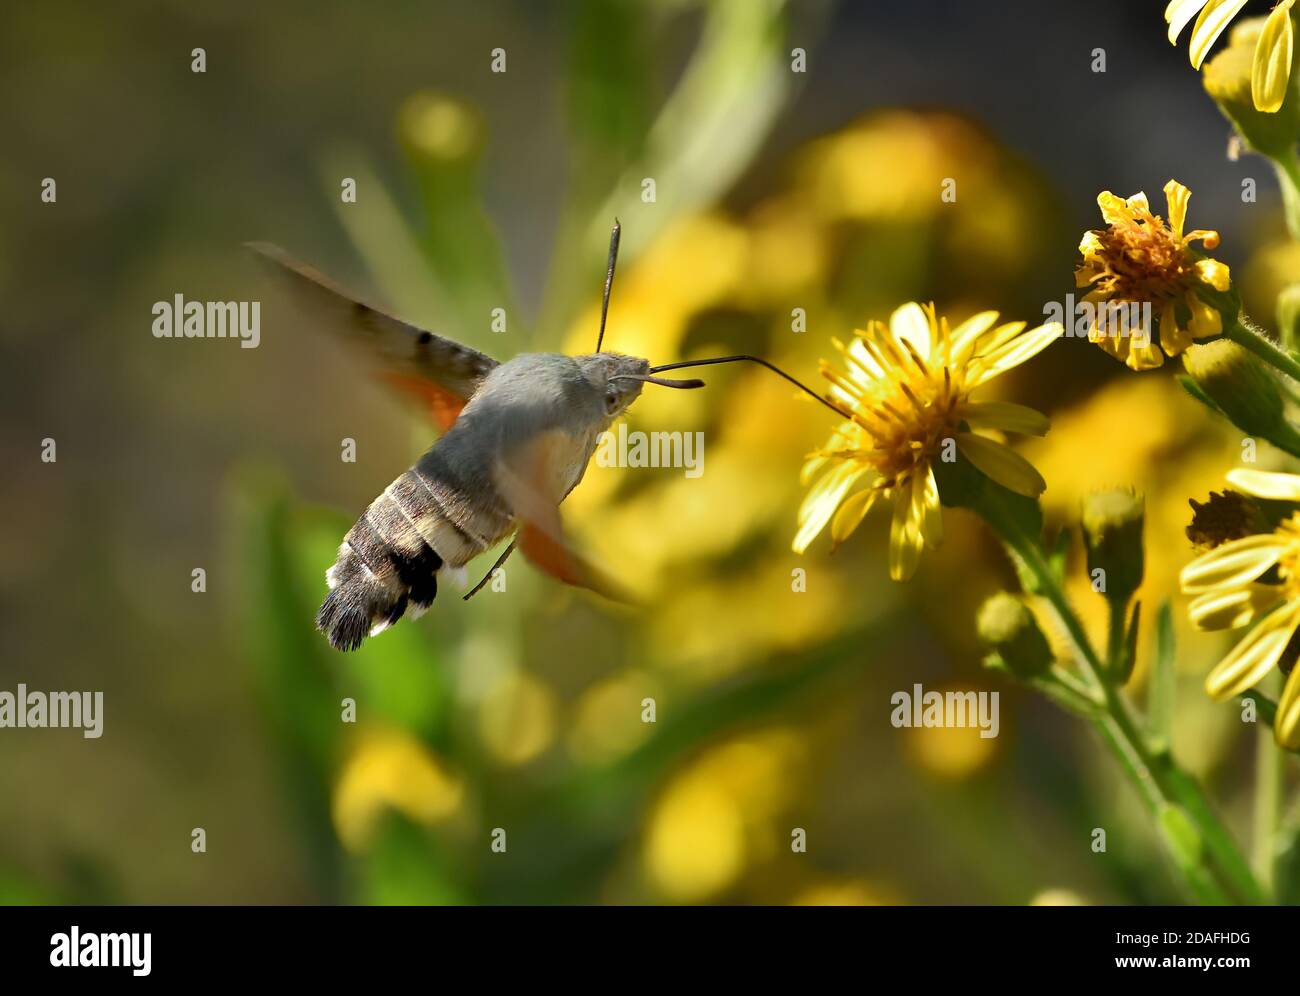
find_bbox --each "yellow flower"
[1075,180,1231,371]
[793,302,1060,580]
[331,728,464,852]
[1179,468,1300,748]
[1166,0,1295,113]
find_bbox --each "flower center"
[857,366,963,485]
[1092,214,1194,304]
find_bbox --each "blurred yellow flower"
[1180,468,1300,748]
[794,303,1060,579]
[1030,888,1090,906]
[1166,0,1295,112]
[566,668,661,765]
[332,728,464,852]
[643,731,804,901]
[1075,180,1230,370]
[905,694,1000,779]
[792,879,899,905]
[477,670,558,766]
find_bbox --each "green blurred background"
[1,0,1297,904]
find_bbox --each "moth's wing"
[493,431,633,604]
[247,242,498,431]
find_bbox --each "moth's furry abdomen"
[316,503,445,652]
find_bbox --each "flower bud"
[1182,340,1300,451]
[1203,23,1300,157]
[1081,489,1145,605]
[977,593,1053,678]
[398,91,485,167]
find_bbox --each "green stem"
[1105,598,1127,678]
[1271,146,1300,242]
[985,500,1264,904]
[1223,316,1300,385]
[1253,673,1285,899]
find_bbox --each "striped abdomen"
[316,457,514,651]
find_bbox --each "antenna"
[650,354,853,419]
[595,219,621,353]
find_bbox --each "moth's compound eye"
[605,390,620,415]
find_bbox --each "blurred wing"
[494,432,633,603]
[247,242,498,431]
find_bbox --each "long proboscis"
[650,355,852,419]
[608,373,706,390]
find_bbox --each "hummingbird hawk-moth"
[250,224,846,651]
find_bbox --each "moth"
[250,224,845,651]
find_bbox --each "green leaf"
[1046,528,1071,586]
[288,510,452,741]
[567,0,655,178]
[360,814,466,905]
[231,469,347,897]
[935,451,1044,589]
[1276,824,1300,904]
[1117,599,1141,684]
[1156,803,1225,903]
[1241,689,1279,725]
[1149,601,1177,754]
[538,0,802,338]
[1178,373,1225,416]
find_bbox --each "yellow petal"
[956,433,1046,497]
[947,310,1000,365]
[1252,0,1294,113]
[794,462,867,553]
[1189,0,1251,69]
[958,400,1050,436]
[889,302,934,363]
[1179,533,1288,592]
[1097,191,1133,225]
[800,424,856,484]
[1187,585,1277,630]
[1226,468,1300,500]
[1167,0,1212,42]
[972,320,1028,358]
[888,484,923,581]
[1276,662,1300,749]
[1185,292,1222,339]
[846,336,885,379]
[916,466,942,550]
[1078,230,1104,257]
[1194,257,1231,291]
[1163,179,1191,239]
[830,487,877,546]
[1125,336,1166,370]
[1204,603,1298,698]
[1159,302,1193,356]
[968,322,1062,385]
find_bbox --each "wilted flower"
[1075,180,1231,370]
[1166,0,1296,113]
[793,302,1060,580]
[1186,489,1269,550]
[1180,469,1300,748]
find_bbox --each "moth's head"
[577,352,651,418]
